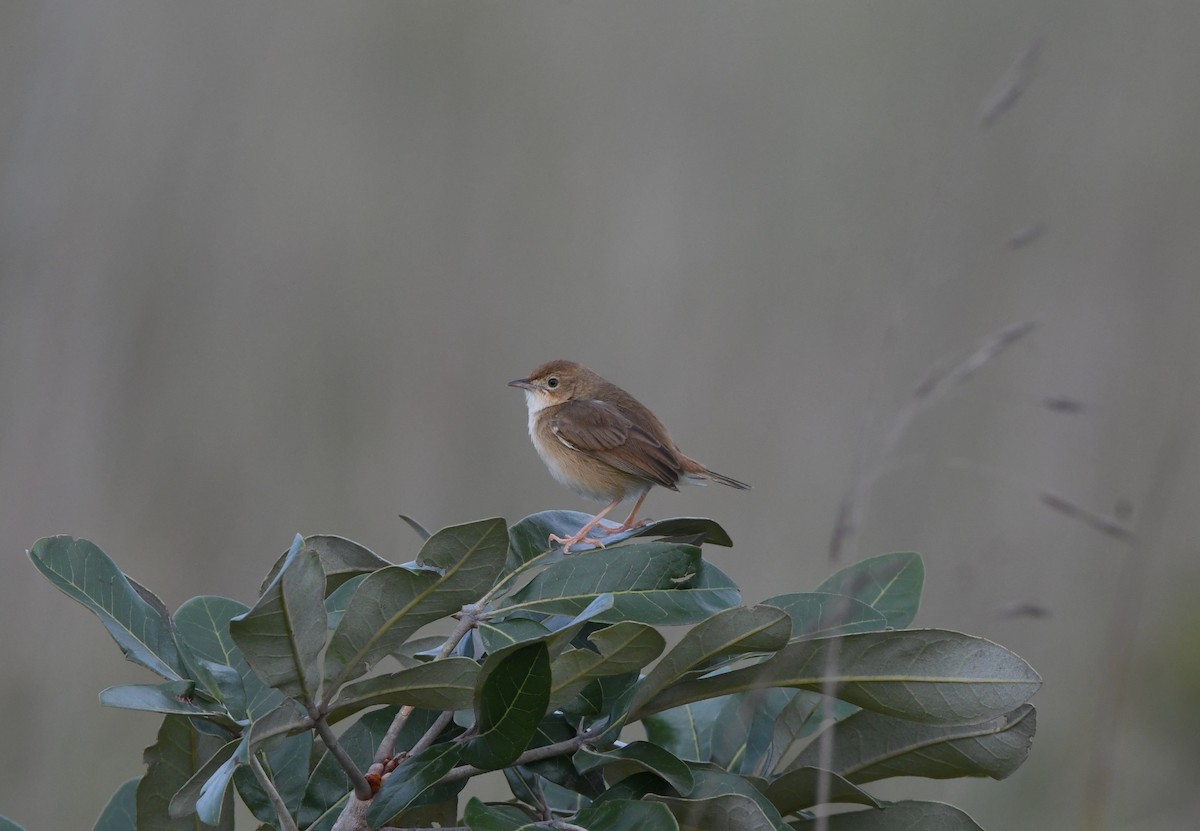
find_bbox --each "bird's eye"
[547,377,559,389]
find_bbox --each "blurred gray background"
[3,2,1198,829]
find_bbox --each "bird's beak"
[508,378,536,390]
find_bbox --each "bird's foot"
[594,518,653,537]
[549,532,606,555]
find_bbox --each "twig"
[979,39,1043,127]
[407,710,455,759]
[373,606,478,765]
[440,729,600,786]
[248,751,300,831]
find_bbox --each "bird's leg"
[596,490,651,536]
[549,497,622,554]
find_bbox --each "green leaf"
[462,642,552,769]
[365,742,462,827]
[760,593,888,639]
[99,680,228,719]
[479,618,552,653]
[398,514,433,541]
[233,730,313,827]
[709,687,797,775]
[230,537,327,703]
[789,801,984,830]
[92,778,138,831]
[507,511,734,571]
[815,552,924,629]
[550,622,666,707]
[574,799,680,831]
[166,737,240,823]
[675,767,790,831]
[639,630,1041,725]
[791,704,1037,783]
[761,767,880,815]
[652,793,783,831]
[462,797,531,831]
[326,657,480,723]
[765,690,858,772]
[643,696,728,762]
[137,714,233,830]
[574,741,694,794]
[174,595,283,722]
[496,543,740,624]
[323,518,508,695]
[628,605,791,718]
[521,716,606,797]
[0,819,28,831]
[324,574,366,629]
[259,534,392,596]
[29,536,183,680]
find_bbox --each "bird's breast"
[528,409,646,502]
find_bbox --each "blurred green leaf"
[462,642,552,770]
[364,742,462,827]
[174,595,283,722]
[762,767,880,815]
[760,593,888,639]
[29,536,183,680]
[575,741,694,794]
[0,819,28,831]
[259,534,392,596]
[99,680,228,719]
[789,801,984,830]
[815,553,924,629]
[323,518,508,695]
[551,622,666,707]
[574,799,680,831]
[628,605,791,718]
[91,778,138,831]
[326,657,480,723]
[230,538,327,703]
[791,704,1037,783]
[640,630,1041,724]
[496,543,739,624]
[137,714,233,830]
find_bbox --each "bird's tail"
[681,457,751,490]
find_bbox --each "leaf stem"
[248,751,300,831]
[313,713,373,801]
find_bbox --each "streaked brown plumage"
[509,360,749,553]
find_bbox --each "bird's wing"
[550,399,682,490]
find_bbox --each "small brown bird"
[509,360,750,553]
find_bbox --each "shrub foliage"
[13,512,1040,831]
